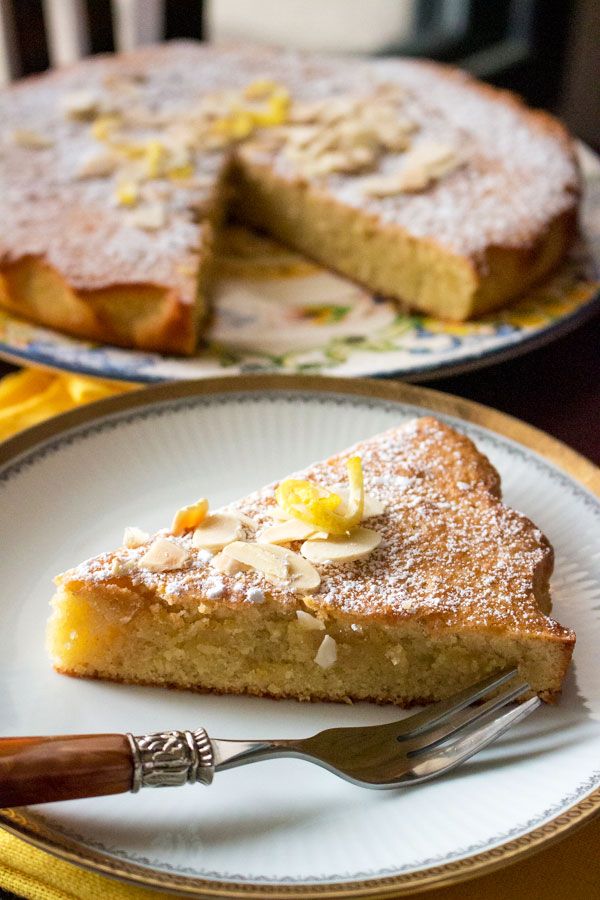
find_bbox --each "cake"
[0,42,579,354]
[47,417,575,705]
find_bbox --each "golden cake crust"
[0,42,580,350]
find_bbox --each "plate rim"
[0,373,599,898]
[0,284,598,387]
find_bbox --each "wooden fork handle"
[0,728,215,808]
[0,734,133,807]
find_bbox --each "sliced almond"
[258,519,326,545]
[76,149,120,179]
[221,541,289,579]
[222,541,320,592]
[363,142,461,197]
[397,142,460,192]
[12,128,53,149]
[123,526,150,549]
[333,488,386,519]
[296,610,325,631]
[171,498,209,535]
[139,538,189,572]
[314,634,337,669]
[235,513,258,532]
[211,550,246,576]
[61,90,101,121]
[301,526,382,564]
[130,202,167,231]
[192,513,245,551]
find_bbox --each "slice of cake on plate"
[0,42,579,352]
[47,417,575,704]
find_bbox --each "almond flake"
[259,519,325,545]
[123,526,150,549]
[192,513,245,550]
[211,551,246,576]
[12,128,53,149]
[61,90,102,121]
[301,526,382,564]
[139,538,189,572]
[130,202,167,231]
[222,541,320,592]
[363,142,460,196]
[76,149,120,179]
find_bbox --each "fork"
[0,668,540,807]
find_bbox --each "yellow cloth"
[0,368,599,899]
[0,369,134,443]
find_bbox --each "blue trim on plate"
[0,286,598,385]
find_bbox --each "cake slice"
[0,42,579,353]
[47,418,574,705]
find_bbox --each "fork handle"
[0,728,214,808]
[0,734,133,807]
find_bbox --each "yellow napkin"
[0,369,133,443]
[1,368,598,899]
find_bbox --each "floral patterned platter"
[1,148,598,385]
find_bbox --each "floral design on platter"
[0,152,598,384]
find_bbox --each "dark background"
[7,0,599,150]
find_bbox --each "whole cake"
[47,418,575,704]
[0,42,579,354]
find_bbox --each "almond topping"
[301,526,382,564]
[12,128,53,149]
[192,513,246,551]
[362,142,461,196]
[139,538,189,572]
[130,202,167,231]
[221,541,289,580]
[123,526,150,549]
[332,489,386,520]
[221,541,320,592]
[211,551,246,576]
[76,149,120,179]
[61,90,102,121]
[258,519,326,545]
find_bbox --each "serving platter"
[0,148,598,385]
[0,375,599,897]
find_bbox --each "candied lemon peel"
[276,457,365,535]
[171,498,209,535]
[212,81,290,139]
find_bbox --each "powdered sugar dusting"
[0,42,578,294]
[60,417,568,637]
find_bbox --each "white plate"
[1,378,599,897]
[0,148,598,385]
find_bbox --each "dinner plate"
[1,376,599,898]
[0,148,598,385]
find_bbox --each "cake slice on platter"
[47,417,575,705]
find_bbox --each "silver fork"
[0,668,540,807]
